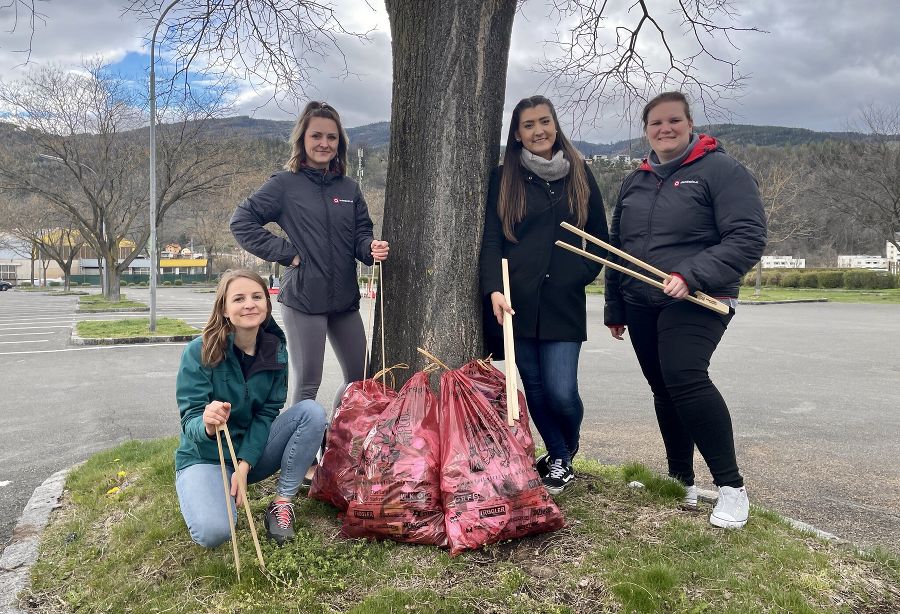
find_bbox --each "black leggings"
[625,300,743,488]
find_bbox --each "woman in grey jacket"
[605,92,766,529]
[231,102,389,415]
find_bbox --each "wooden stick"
[555,241,730,315]
[362,263,377,378]
[416,347,450,371]
[378,262,386,395]
[215,428,241,581]
[219,424,265,570]
[559,222,730,314]
[501,259,520,425]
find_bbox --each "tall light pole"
[38,154,105,294]
[149,0,181,332]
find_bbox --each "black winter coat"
[230,167,375,315]
[479,162,609,354]
[604,135,767,325]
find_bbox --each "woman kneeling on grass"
[174,270,327,547]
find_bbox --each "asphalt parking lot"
[1,288,898,554]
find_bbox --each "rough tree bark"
[375,1,516,378]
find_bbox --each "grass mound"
[74,318,198,338]
[77,295,148,312]
[20,440,900,613]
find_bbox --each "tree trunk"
[102,245,120,301]
[376,1,516,382]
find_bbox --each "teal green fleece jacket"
[175,317,288,471]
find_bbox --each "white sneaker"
[683,485,698,508]
[709,486,749,529]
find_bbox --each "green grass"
[20,441,900,613]
[77,294,148,311]
[739,286,900,304]
[75,318,199,338]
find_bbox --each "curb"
[0,468,71,614]
[71,333,200,346]
[75,307,150,313]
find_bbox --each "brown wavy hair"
[284,101,348,176]
[498,95,589,242]
[201,270,272,368]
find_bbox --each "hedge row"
[742,269,897,289]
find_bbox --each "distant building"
[887,234,900,264]
[837,255,888,269]
[761,255,805,269]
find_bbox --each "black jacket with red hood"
[604,134,767,325]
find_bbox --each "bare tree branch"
[541,0,764,132]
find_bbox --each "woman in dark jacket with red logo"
[231,102,389,415]
[479,95,609,495]
[605,91,766,529]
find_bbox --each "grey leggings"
[280,304,368,409]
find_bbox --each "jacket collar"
[226,316,287,378]
[639,134,719,172]
[299,161,341,184]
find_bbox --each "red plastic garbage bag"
[459,359,535,458]
[439,369,564,555]
[341,371,445,546]
[309,378,397,510]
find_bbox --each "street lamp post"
[150,0,181,332]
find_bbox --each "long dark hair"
[201,270,272,368]
[285,101,348,176]
[498,95,589,242]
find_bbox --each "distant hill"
[193,116,391,148]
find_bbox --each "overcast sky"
[0,0,897,143]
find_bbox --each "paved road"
[1,289,897,553]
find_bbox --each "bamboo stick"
[215,428,241,580]
[501,259,520,424]
[559,222,730,315]
[219,423,265,570]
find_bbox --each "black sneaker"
[264,500,295,545]
[543,459,574,495]
[535,443,578,479]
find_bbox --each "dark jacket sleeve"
[230,173,298,267]
[353,184,375,265]
[673,156,768,291]
[478,167,505,297]
[582,167,609,282]
[603,172,634,325]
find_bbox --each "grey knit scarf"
[520,148,571,182]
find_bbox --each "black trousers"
[625,300,743,488]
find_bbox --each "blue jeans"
[514,339,583,464]
[175,399,327,548]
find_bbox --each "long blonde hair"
[284,101,348,175]
[498,96,589,242]
[201,270,272,368]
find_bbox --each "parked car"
[0,280,13,291]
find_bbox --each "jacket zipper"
[321,178,335,311]
[641,178,664,304]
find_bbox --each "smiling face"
[222,277,269,333]
[303,116,340,169]
[645,100,694,163]
[515,104,558,160]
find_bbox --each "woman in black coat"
[479,95,609,495]
[605,91,767,529]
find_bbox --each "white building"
[887,234,900,264]
[837,255,888,269]
[761,255,805,268]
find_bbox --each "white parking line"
[0,331,56,337]
[0,325,71,331]
[0,481,10,488]
[0,342,188,355]
[0,339,49,344]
